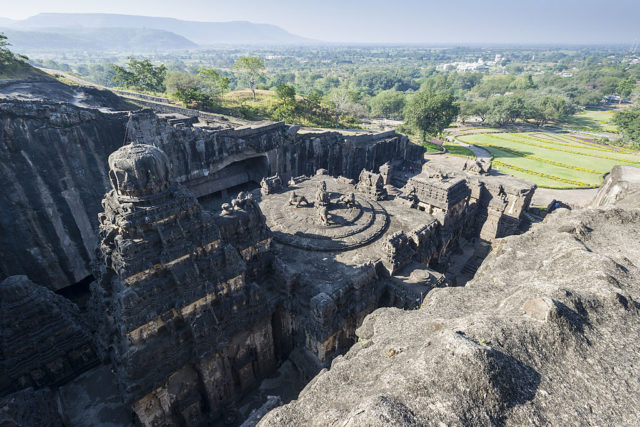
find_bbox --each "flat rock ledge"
[260,206,640,426]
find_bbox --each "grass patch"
[443,143,474,158]
[460,131,640,188]
[562,108,617,132]
[423,141,444,153]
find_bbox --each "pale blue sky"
[0,0,638,44]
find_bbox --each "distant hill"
[0,27,198,52]
[0,18,15,27]
[5,13,314,45]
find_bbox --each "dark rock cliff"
[260,202,640,424]
[0,100,128,289]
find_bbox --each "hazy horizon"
[1,0,639,45]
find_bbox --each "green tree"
[616,78,635,104]
[0,33,27,67]
[613,109,640,146]
[275,83,296,105]
[272,84,297,122]
[0,33,14,66]
[532,95,574,125]
[165,72,204,106]
[233,55,265,100]
[112,57,166,92]
[368,90,406,120]
[404,90,459,141]
[197,68,230,97]
[512,74,536,90]
[471,100,490,122]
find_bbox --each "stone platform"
[260,176,388,251]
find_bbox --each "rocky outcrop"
[260,206,640,426]
[0,275,97,395]
[126,112,421,198]
[591,165,640,209]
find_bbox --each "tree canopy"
[404,90,459,141]
[112,58,167,93]
[613,109,640,147]
[233,55,265,100]
[368,90,406,120]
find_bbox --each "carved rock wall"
[0,275,98,395]
[260,206,640,426]
[90,144,279,425]
[0,100,128,289]
[0,102,422,292]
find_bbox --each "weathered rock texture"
[260,206,640,426]
[91,144,278,425]
[591,165,640,209]
[0,99,421,292]
[0,275,97,395]
[0,387,64,427]
[0,100,129,289]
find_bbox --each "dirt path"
[450,137,491,159]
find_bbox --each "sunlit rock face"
[260,205,640,427]
[591,165,640,209]
[91,143,278,425]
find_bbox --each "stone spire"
[91,144,277,425]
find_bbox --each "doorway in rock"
[191,155,270,211]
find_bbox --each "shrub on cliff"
[0,34,31,78]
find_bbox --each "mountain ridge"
[1,13,315,45]
[0,27,198,52]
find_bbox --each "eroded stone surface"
[262,176,389,251]
[0,100,421,292]
[591,165,640,209]
[260,206,640,426]
[90,144,277,424]
[0,275,97,395]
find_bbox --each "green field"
[458,132,640,188]
[563,109,617,132]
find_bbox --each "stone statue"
[338,192,357,208]
[405,186,419,209]
[288,175,307,186]
[317,204,329,225]
[316,180,330,206]
[260,174,282,196]
[220,203,233,215]
[498,185,508,201]
[288,191,310,208]
[232,191,255,210]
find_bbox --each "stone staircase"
[458,241,492,284]
[519,211,543,233]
